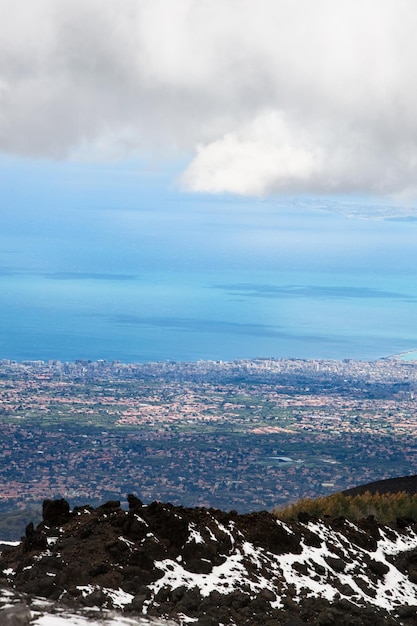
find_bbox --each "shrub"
[273,491,417,524]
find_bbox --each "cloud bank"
[1,0,417,196]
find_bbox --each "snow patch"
[76,585,134,608]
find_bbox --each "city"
[0,356,416,516]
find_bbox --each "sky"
[1,0,417,199]
[1,1,417,363]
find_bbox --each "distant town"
[1,356,417,515]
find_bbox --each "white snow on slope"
[33,615,177,626]
[3,517,417,624]
[147,519,417,612]
[0,588,180,626]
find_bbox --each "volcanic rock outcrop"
[1,497,417,625]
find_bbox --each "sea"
[1,197,417,364]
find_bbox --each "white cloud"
[1,0,417,196]
[180,111,321,196]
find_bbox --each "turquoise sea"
[1,198,417,363]
[399,351,417,361]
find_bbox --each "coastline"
[393,349,417,361]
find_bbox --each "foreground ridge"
[343,474,417,497]
[2,497,417,625]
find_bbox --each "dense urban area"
[1,356,417,523]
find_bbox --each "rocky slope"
[1,496,417,625]
[0,587,178,626]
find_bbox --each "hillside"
[343,474,417,497]
[2,495,417,625]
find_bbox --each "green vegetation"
[274,491,417,524]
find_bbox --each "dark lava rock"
[391,546,417,581]
[324,556,345,573]
[42,498,70,526]
[237,510,301,554]
[96,500,121,512]
[79,588,108,607]
[184,558,213,574]
[22,522,47,553]
[284,619,309,626]
[195,617,219,626]
[127,494,143,510]
[397,604,417,618]
[317,608,337,625]
[366,557,389,577]
[0,603,31,625]
[1,496,416,626]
